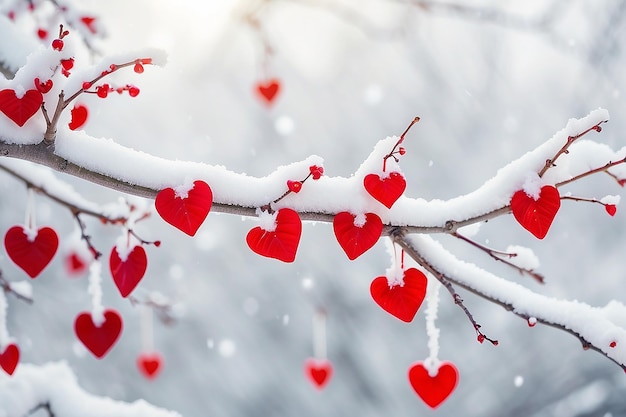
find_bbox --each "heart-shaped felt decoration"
[109,245,148,297]
[408,361,459,409]
[364,172,406,209]
[74,309,123,359]
[0,343,20,375]
[0,89,43,127]
[65,251,88,276]
[255,79,281,105]
[333,212,383,260]
[510,185,560,240]
[246,208,302,263]
[4,226,59,278]
[137,352,163,380]
[304,358,333,389]
[155,180,213,237]
[68,104,88,130]
[370,268,427,322]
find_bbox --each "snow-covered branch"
[0,362,181,417]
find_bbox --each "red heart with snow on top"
[74,309,123,359]
[0,343,19,375]
[510,185,560,240]
[370,268,427,322]
[408,361,458,408]
[304,358,333,389]
[333,212,383,260]
[68,104,88,130]
[364,172,406,209]
[137,352,163,380]
[246,208,302,263]
[155,180,213,236]
[4,226,59,278]
[110,245,147,297]
[255,79,281,105]
[0,89,43,127]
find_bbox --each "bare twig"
[0,270,33,304]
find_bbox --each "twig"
[452,232,544,283]
[0,270,33,304]
[556,158,626,188]
[538,121,606,178]
[129,295,177,326]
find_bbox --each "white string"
[140,304,154,352]
[0,291,11,350]
[87,261,105,326]
[313,310,327,360]
[424,278,442,377]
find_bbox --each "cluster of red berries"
[286,165,324,194]
[91,84,140,99]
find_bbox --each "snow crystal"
[514,375,524,387]
[218,339,236,358]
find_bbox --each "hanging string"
[140,304,154,353]
[313,308,327,360]
[24,188,37,238]
[87,261,105,326]
[424,278,442,377]
[0,291,10,350]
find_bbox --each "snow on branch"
[0,361,181,417]
[394,232,626,369]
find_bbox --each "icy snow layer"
[0,362,181,417]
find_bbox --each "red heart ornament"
[246,208,302,263]
[155,180,213,237]
[0,343,20,375]
[364,172,406,209]
[65,251,88,276]
[333,212,383,260]
[510,185,560,239]
[0,89,43,127]
[304,358,333,389]
[370,268,427,322]
[109,245,148,297]
[137,352,163,380]
[255,79,281,105]
[4,226,59,278]
[408,361,459,409]
[68,104,88,130]
[74,309,123,359]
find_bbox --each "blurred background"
[2,0,626,415]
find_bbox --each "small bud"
[37,28,47,40]
[610,341,617,348]
[109,64,117,71]
[287,180,302,193]
[593,125,602,132]
[605,204,617,217]
[128,86,140,97]
[82,81,92,90]
[477,334,485,344]
[96,84,109,98]
[398,147,406,155]
[154,241,161,247]
[134,63,145,74]
[51,38,64,51]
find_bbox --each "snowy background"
[2,0,626,416]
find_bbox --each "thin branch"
[452,232,544,283]
[0,270,33,304]
[555,158,626,188]
[393,230,626,371]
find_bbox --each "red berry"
[610,341,617,348]
[141,58,153,65]
[116,87,124,94]
[109,64,117,71]
[398,147,406,155]
[134,63,145,74]
[34,78,53,94]
[96,84,109,98]
[37,28,47,39]
[128,86,140,97]
[477,334,485,344]
[81,16,97,34]
[154,241,161,247]
[309,165,324,180]
[61,58,74,71]
[52,38,64,51]
[619,179,626,187]
[82,81,92,90]
[605,204,617,217]
[287,180,302,193]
